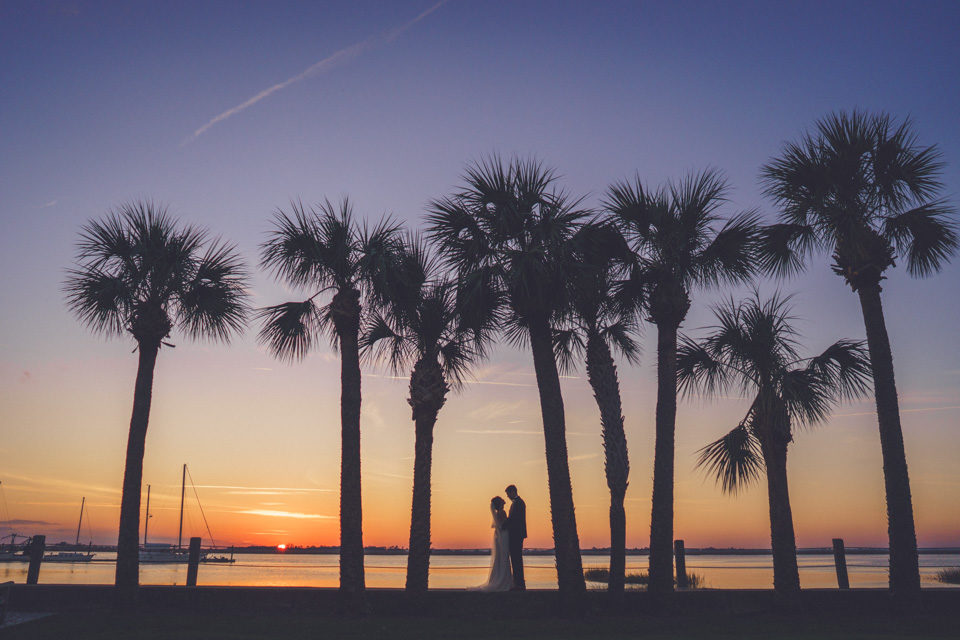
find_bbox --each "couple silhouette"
[473,484,526,592]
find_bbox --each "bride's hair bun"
[491,496,505,509]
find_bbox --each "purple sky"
[1,1,958,548]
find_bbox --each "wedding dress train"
[472,504,513,592]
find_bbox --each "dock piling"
[674,539,688,589]
[186,537,201,586]
[832,538,849,589]
[26,535,45,585]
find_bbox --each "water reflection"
[2,553,957,589]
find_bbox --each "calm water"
[2,553,958,589]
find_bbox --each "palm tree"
[678,293,871,597]
[603,170,759,594]
[65,201,249,599]
[554,222,640,594]
[361,237,496,593]
[427,156,589,598]
[259,199,400,606]
[759,111,958,600]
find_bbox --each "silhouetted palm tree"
[604,170,759,594]
[759,111,958,601]
[555,222,640,594]
[259,199,400,607]
[361,237,497,593]
[427,156,589,598]
[65,201,249,599]
[678,293,871,598]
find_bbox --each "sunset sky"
[1,1,959,551]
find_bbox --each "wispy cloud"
[237,509,334,520]
[189,484,333,495]
[182,1,448,144]
[0,518,58,526]
[39,200,58,208]
[833,405,960,418]
[457,429,543,436]
[1,472,120,497]
[523,452,599,466]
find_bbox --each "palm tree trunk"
[857,284,921,602]
[115,342,159,599]
[760,434,800,596]
[648,323,678,594]
[405,408,438,592]
[528,317,586,598]
[585,335,629,594]
[404,357,447,593]
[333,290,365,607]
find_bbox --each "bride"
[472,496,513,591]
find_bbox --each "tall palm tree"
[65,201,249,599]
[678,293,872,597]
[427,156,589,598]
[759,111,958,601]
[361,237,497,593]
[259,199,400,607]
[604,170,759,594]
[554,222,641,594]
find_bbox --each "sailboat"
[140,464,234,564]
[0,480,30,562]
[44,497,95,563]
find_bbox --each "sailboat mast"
[75,497,85,545]
[144,485,151,546]
[178,464,186,550]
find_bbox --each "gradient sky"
[1,1,959,551]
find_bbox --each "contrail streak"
[183,1,447,145]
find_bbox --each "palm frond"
[64,268,132,335]
[256,299,322,362]
[357,212,403,305]
[779,368,833,425]
[693,210,762,287]
[260,200,327,289]
[671,168,729,234]
[696,421,764,495]
[360,312,409,373]
[601,320,641,364]
[882,202,959,277]
[756,223,820,278]
[803,339,872,403]
[176,240,250,342]
[677,334,730,397]
[552,327,584,375]
[439,336,475,388]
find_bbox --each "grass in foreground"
[584,568,704,589]
[8,610,960,640]
[935,568,960,584]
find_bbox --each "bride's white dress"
[472,505,513,592]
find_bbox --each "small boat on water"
[44,497,95,563]
[0,534,30,563]
[141,465,235,564]
[0,482,30,562]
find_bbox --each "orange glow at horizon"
[2,315,959,551]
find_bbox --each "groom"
[504,484,526,590]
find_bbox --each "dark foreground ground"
[5,587,959,639]
[7,609,960,640]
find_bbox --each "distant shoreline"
[39,544,960,556]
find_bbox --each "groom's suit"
[505,497,527,589]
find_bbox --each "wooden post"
[832,538,849,589]
[674,539,688,589]
[186,537,201,586]
[26,535,45,585]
